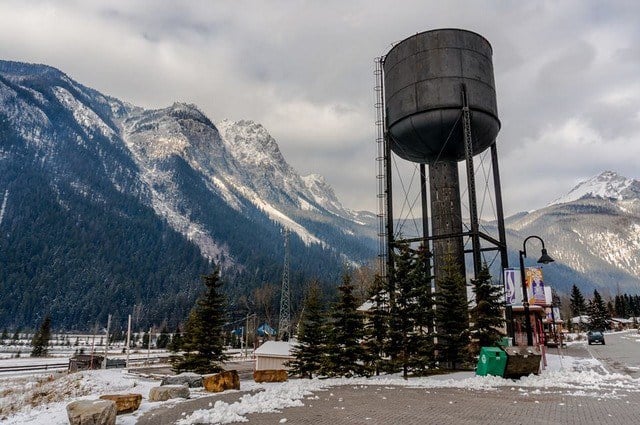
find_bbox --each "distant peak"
[217,119,279,153]
[167,102,213,126]
[303,173,325,183]
[0,60,64,79]
[549,171,640,206]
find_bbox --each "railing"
[0,362,68,373]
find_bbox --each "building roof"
[254,341,294,358]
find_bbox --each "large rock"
[253,369,288,383]
[203,370,240,393]
[148,385,190,402]
[98,394,142,414]
[66,399,117,425]
[161,372,203,388]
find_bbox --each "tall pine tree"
[30,315,52,358]
[407,244,436,375]
[325,273,369,377]
[289,281,328,378]
[386,243,418,378]
[587,290,610,331]
[434,255,471,370]
[362,273,389,376]
[171,269,228,374]
[569,284,587,317]
[469,264,505,354]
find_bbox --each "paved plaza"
[137,343,640,425]
[138,382,640,425]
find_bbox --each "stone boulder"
[98,394,142,414]
[203,370,240,393]
[161,372,203,388]
[148,385,190,402]
[66,399,116,425]
[253,369,288,383]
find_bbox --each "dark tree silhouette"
[171,269,228,374]
[30,315,52,357]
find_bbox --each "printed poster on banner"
[503,268,521,306]
[526,267,546,305]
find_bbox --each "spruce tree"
[142,331,150,349]
[171,269,228,374]
[587,290,610,331]
[1,328,7,344]
[407,244,436,375]
[325,273,368,377]
[169,324,183,352]
[30,315,52,357]
[469,264,505,354]
[362,274,389,375]
[156,325,170,349]
[434,255,471,370]
[569,284,587,317]
[386,243,417,378]
[289,281,328,378]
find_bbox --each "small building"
[68,354,104,372]
[254,341,294,371]
[610,317,634,330]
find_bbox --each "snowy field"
[1,349,639,425]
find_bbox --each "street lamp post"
[519,235,555,346]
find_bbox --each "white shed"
[254,341,294,371]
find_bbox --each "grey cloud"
[1,0,639,216]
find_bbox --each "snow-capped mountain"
[0,60,376,329]
[549,171,640,206]
[505,171,640,295]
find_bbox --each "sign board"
[526,267,546,305]
[503,268,521,306]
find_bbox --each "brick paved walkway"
[137,383,640,425]
[241,384,640,425]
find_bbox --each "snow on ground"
[1,351,639,425]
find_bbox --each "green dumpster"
[476,347,507,377]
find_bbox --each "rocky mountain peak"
[217,119,286,168]
[167,102,213,126]
[549,171,640,206]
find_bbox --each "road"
[584,330,640,378]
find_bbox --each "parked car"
[587,330,605,345]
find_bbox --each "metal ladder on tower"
[374,57,388,279]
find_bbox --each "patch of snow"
[253,197,322,246]
[3,351,640,425]
[0,189,8,227]
[52,86,115,139]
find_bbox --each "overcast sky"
[1,0,639,216]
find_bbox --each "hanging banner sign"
[526,267,546,305]
[503,268,521,306]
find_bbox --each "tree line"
[568,284,640,331]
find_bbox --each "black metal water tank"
[383,29,500,163]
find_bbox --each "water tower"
[375,29,508,294]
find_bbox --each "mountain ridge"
[0,59,377,329]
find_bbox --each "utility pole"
[125,314,132,369]
[278,229,291,340]
[102,314,111,369]
[146,327,152,365]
